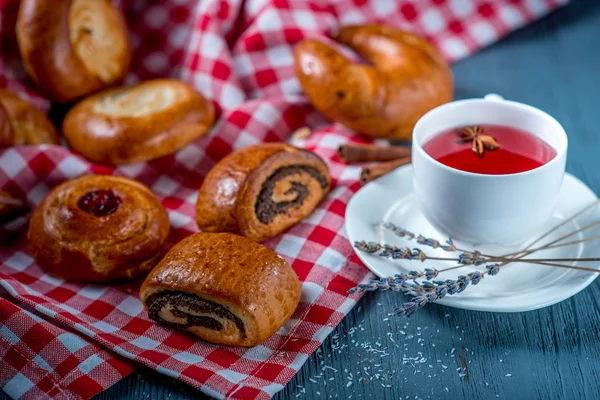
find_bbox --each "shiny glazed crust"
[0,190,29,225]
[294,24,453,140]
[0,102,13,147]
[140,232,301,347]
[62,79,215,165]
[196,143,331,241]
[195,143,289,233]
[16,0,131,103]
[28,175,170,282]
[0,89,59,146]
[236,149,331,242]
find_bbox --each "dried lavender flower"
[380,222,458,252]
[354,241,427,261]
[392,272,485,317]
[358,205,600,317]
[347,269,440,295]
[378,222,415,239]
[351,238,495,316]
[355,240,491,266]
[443,238,457,252]
[486,264,500,275]
[458,251,486,266]
[424,268,439,280]
[417,235,441,248]
[354,240,382,253]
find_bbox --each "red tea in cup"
[423,124,557,175]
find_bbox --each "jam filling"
[255,165,329,224]
[78,190,122,217]
[148,291,245,335]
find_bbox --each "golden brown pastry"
[0,89,59,146]
[0,102,13,148]
[294,24,453,140]
[16,0,131,103]
[196,143,330,242]
[28,175,169,282]
[62,79,215,165]
[140,232,301,347]
[0,190,30,224]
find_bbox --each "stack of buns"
[2,1,452,347]
[27,174,304,347]
[9,0,216,165]
[3,0,317,347]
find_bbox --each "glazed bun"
[63,79,215,165]
[16,0,131,103]
[196,143,330,242]
[28,175,170,282]
[140,232,301,347]
[294,24,453,140]
[0,89,59,146]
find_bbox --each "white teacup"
[412,94,568,246]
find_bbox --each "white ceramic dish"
[346,164,600,312]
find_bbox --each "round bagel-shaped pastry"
[16,0,131,103]
[28,175,170,282]
[294,24,453,140]
[62,79,215,165]
[196,143,331,242]
[0,89,59,146]
[140,232,301,347]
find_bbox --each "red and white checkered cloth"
[0,0,567,399]
[0,288,134,399]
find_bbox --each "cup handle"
[484,93,504,102]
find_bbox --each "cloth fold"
[0,290,134,400]
[0,0,567,398]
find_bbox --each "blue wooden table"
[3,1,600,399]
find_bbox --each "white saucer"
[346,165,600,312]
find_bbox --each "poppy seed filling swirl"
[148,291,246,335]
[255,165,329,224]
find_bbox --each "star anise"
[457,126,500,157]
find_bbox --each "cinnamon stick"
[338,143,411,163]
[360,157,411,185]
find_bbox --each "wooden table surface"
[3,1,600,399]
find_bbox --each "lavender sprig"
[347,270,491,317]
[417,235,457,252]
[378,222,415,239]
[355,240,485,266]
[393,271,486,317]
[379,222,457,252]
[350,240,501,317]
[354,241,426,261]
[457,251,487,266]
[354,200,600,317]
[348,269,440,295]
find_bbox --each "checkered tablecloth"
[0,0,567,399]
